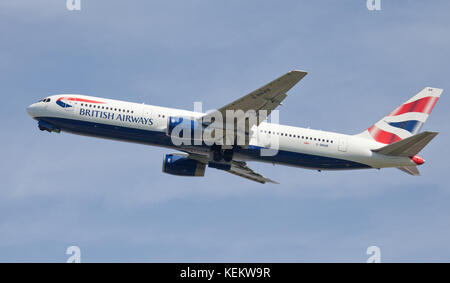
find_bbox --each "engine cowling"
[162,154,206,176]
[166,116,225,145]
[166,116,202,140]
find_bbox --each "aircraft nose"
[26,103,39,118]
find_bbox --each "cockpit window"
[39,98,51,103]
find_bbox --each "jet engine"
[166,116,202,140]
[162,153,206,177]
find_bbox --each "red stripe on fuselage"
[57,97,105,104]
[67,97,105,104]
[389,96,438,116]
[368,125,402,144]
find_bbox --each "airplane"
[26,70,442,184]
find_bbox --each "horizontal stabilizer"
[397,166,421,176]
[372,131,438,157]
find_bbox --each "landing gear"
[213,149,224,162]
[211,145,234,162]
[38,120,60,133]
[223,149,233,162]
[38,125,53,132]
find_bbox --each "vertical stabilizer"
[356,87,442,144]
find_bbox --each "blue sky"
[1,0,449,262]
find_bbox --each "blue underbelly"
[37,116,371,170]
[235,146,370,170]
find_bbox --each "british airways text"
[79,108,154,126]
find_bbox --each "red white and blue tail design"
[357,87,442,144]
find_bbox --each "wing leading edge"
[179,151,278,184]
[226,161,278,184]
[199,70,307,146]
[211,70,307,120]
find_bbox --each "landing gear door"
[338,137,348,152]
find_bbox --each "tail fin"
[356,87,443,144]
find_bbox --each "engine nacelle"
[166,116,224,145]
[162,154,206,176]
[166,116,202,140]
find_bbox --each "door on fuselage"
[338,137,348,152]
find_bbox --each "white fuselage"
[26,94,417,171]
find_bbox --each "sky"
[1,0,449,262]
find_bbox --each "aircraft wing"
[179,151,277,184]
[200,70,307,145]
[221,161,278,184]
[210,70,307,119]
